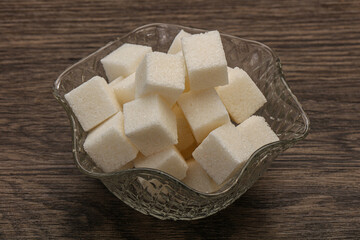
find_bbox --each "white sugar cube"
[181,31,228,91]
[177,88,230,143]
[176,51,190,92]
[172,104,195,152]
[124,94,177,156]
[216,67,267,123]
[182,159,219,193]
[101,43,152,81]
[193,123,253,184]
[109,75,124,87]
[84,112,138,173]
[65,76,120,131]
[112,73,135,105]
[236,116,279,151]
[135,52,185,106]
[168,30,191,54]
[134,146,188,180]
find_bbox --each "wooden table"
[1,0,359,239]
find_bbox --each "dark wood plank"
[0,0,359,239]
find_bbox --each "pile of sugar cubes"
[65,29,279,193]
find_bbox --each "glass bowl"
[53,23,310,220]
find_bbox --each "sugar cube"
[123,94,177,156]
[176,51,190,92]
[172,104,196,152]
[101,43,152,81]
[112,72,135,105]
[236,116,279,151]
[134,146,188,180]
[109,75,124,87]
[182,158,219,193]
[192,123,254,184]
[216,67,267,123]
[168,29,191,54]
[83,112,138,173]
[181,31,228,91]
[65,76,121,131]
[135,52,185,106]
[177,88,230,143]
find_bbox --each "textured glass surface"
[53,23,310,220]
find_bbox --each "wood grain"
[1,0,359,239]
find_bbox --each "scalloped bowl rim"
[53,23,310,197]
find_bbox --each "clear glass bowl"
[53,23,310,220]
